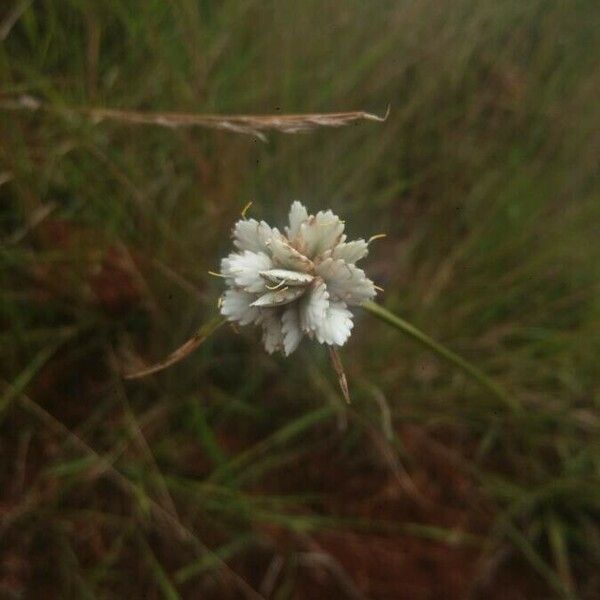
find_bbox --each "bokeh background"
[1,1,599,598]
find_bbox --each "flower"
[219,201,378,355]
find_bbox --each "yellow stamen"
[368,233,387,243]
[208,270,227,278]
[374,285,385,292]
[241,201,253,218]
[265,280,287,290]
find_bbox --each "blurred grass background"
[1,0,599,598]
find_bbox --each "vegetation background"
[1,0,599,598]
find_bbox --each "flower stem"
[362,301,518,412]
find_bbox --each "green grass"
[1,0,599,598]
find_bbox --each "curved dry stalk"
[1,95,389,141]
[124,317,225,379]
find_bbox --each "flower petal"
[233,218,279,253]
[219,255,235,284]
[222,250,272,293]
[261,312,284,354]
[328,239,369,264]
[285,200,309,240]
[314,301,354,346]
[281,305,303,355]
[268,235,314,272]
[251,286,307,307]
[299,279,329,333]
[316,258,376,305]
[220,289,261,325]
[298,210,345,258]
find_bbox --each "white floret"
[299,280,329,334]
[299,210,345,258]
[261,312,284,354]
[315,302,354,346]
[281,305,303,355]
[328,239,369,264]
[221,289,261,325]
[315,258,376,305]
[285,201,309,240]
[233,219,278,253]
[222,250,272,293]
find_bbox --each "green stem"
[362,301,518,412]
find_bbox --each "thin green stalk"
[362,301,519,412]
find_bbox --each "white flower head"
[219,201,378,355]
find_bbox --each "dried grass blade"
[328,346,351,404]
[124,317,225,379]
[83,107,388,135]
[1,95,388,140]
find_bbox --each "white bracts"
[219,201,377,355]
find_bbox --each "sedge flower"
[219,201,378,355]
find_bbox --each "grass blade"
[362,301,518,412]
